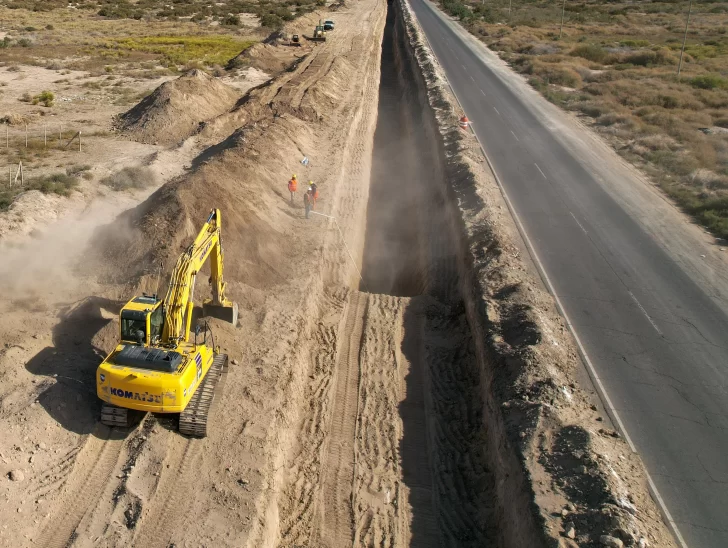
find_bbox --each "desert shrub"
[623,49,676,66]
[576,101,612,118]
[31,91,54,107]
[715,118,728,128]
[16,38,32,48]
[259,13,283,29]
[570,44,608,63]
[620,39,650,48]
[100,166,155,191]
[66,164,91,176]
[689,74,728,90]
[27,173,79,196]
[442,0,473,21]
[524,61,582,87]
[222,14,241,26]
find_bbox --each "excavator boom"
[163,209,238,345]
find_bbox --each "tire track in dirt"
[277,289,346,546]
[130,436,202,548]
[35,426,126,548]
[423,310,496,546]
[318,290,367,547]
[352,294,408,546]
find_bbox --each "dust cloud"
[0,190,152,301]
[360,3,452,299]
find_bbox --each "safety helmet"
[309,181,313,184]
[292,174,296,179]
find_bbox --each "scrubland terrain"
[438,0,728,240]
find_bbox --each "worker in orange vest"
[303,188,312,219]
[288,174,298,203]
[309,181,319,210]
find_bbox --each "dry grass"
[100,166,155,191]
[0,171,78,210]
[441,0,728,240]
[0,4,264,75]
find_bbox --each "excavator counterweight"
[95,209,237,438]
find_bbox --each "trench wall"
[391,0,549,545]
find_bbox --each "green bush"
[222,14,241,26]
[259,13,283,29]
[32,90,54,107]
[442,0,473,21]
[689,74,728,90]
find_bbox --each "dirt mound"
[93,96,320,293]
[118,69,240,146]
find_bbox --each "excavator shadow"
[25,296,124,436]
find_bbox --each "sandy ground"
[0,62,269,241]
[0,1,679,548]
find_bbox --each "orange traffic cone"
[459,115,470,129]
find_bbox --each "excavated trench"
[359,1,501,545]
[361,0,456,300]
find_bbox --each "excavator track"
[178,353,228,438]
[100,403,135,428]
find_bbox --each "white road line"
[493,106,500,116]
[480,89,486,96]
[534,163,547,179]
[510,130,519,142]
[629,291,663,336]
[469,75,475,82]
[569,211,587,235]
[410,8,687,545]
[461,63,466,69]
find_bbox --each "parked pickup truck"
[323,20,334,31]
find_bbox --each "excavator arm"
[162,209,238,345]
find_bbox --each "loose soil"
[0,0,679,547]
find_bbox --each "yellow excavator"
[96,209,238,437]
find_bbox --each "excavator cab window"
[149,305,165,344]
[121,315,147,345]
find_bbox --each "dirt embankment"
[118,69,241,146]
[396,0,678,546]
[0,0,389,547]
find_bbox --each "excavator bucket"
[203,300,239,325]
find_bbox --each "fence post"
[5,125,7,149]
[25,124,28,148]
[79,130,82,152]
[8,165,10,187]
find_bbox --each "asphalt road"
[407,1,728,546]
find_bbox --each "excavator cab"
[119,295,165,347]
